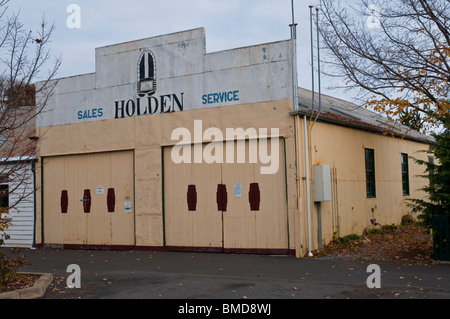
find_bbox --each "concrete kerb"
[0,273,53,299]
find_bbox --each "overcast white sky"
[7,0,353,101]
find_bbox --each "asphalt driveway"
[16,248,450,300]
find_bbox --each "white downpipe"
[304,115,313,257]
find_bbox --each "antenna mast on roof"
[290,0,297,39]
[290,0,299,111]
[316,7,322,116]
[310,5,315,115]
[309,6,322,118]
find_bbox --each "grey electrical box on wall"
[313,165,332,202]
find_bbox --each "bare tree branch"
[317,0,450,132]
[0,2,60,234]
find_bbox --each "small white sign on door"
[96,187,105,195]
[124,201,132,213]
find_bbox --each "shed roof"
[290,87,434,144]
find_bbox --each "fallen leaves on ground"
[310,224,434,265]
[0,274,40,293]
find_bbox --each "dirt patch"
[310,224,434,265]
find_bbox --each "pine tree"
[399,109,423,132]
[407,116,450,226]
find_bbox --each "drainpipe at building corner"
[306,7,324,255]
[302,6,324,257]
[291,2,313,258]
[291,22,306,258]
[304,115,313,257]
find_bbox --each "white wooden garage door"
[42,151,135,247]
[163,139,289,254]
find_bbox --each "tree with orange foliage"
[317,0,449,133]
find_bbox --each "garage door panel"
[164,146,222,249]
[164,138,288,254]
[254,147,289,250]
[223,140,288,251]
[164,147,194,248]
[43,151,135,247]
[191,162,223,249]
[109,151,135,246]
[43,157,65,244]
[222,160,257,250]
[260,140,287,249]
[223,214,257,252]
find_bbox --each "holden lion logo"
[138,50,157,97]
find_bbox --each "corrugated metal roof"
[290,87,434,144]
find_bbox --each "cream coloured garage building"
[35,28,432,257]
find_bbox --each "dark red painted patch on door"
[187,185,197,211]
[217,184,228,212]
[83,189,91,213]
[249,183,261,211]
[61,190,68,214]
[107,188,115,213]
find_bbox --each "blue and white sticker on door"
[124,201,132,213]
[234,184,242,198]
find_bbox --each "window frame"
[0,184,9,215]
[365,148,376,198]
[401,153,410,196]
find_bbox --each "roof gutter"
[0,155,37,165]
[289,109,434,145]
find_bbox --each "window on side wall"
[0,175,8,213]
[401,153,410,196]
[0,184,9,214]
[428,156,435,187]
[365,148,376,198]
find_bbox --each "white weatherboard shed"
[0,156,36,248]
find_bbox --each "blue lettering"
[202,90,240,105]
[78,108,104,120]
